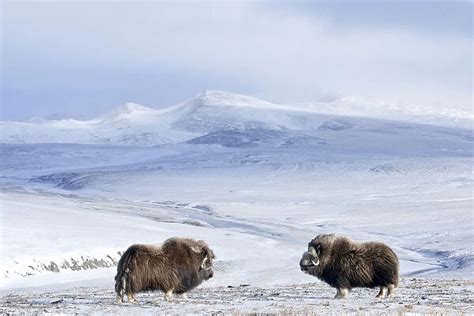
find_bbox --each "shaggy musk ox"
[300,234,399,299]
[114,237,215,304]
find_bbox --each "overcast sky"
[1,1,472,121]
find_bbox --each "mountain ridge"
[0,90,472,146]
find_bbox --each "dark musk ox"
[114,237,215,304]
[300,234,399,299]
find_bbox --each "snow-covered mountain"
[1,90,472,146]
[296,97,473,129]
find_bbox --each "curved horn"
[307,246,319,266]
[200,256,213,270]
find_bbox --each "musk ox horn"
[307,246,320,266]
[191,246,202,253]
[191,243,214,270]
[201,256,213,270]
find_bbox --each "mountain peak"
[115,102,154,114]
[195,90,281,110]
[100,102,155,122]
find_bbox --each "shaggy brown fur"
[114,237,215,304]
[300,234,399,299]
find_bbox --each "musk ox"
[299,234,399,299]
[114,237,215,304]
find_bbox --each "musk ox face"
[196,244,215,280]
[299,234,399,299]
[300,234,334,273]
[299,246,319,273]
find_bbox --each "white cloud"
[3,1,472,115]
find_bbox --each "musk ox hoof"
[388,284,396,297]
[164,291,174,302]
[334,288,349,299]
[127,293,138,304]
[376,284,396,298]
[376,286,388,298]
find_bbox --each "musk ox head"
[299,234,334,274]
[192,240,215,280]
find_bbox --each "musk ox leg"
[335,288,349,299]
[127,292,138,304]
[164,289,174,302]
[376,286,388,298]
[180,293,188,300]
[387,284,396,297]
[116,293,123,304]
[116,276,127,304]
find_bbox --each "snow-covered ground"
[1,157,472,287]
[0,91,472,313]
[2,278,473,314]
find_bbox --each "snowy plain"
[0,91,473,314]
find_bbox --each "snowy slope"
[0,101,195,145]
[1,157,473,288]
[297,97,473,129]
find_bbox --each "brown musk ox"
[299,234,399,299]
[114,237,215,304]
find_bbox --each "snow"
[2,278,473,314]
[1,154,472,288]
[0,189,315,290]
[0,90,472,313]
[197,90,291,111]
[298,96,474,129]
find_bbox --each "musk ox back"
[115,237,215,304]
[300,234,399,299]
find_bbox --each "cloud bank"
[1,1,472,120]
